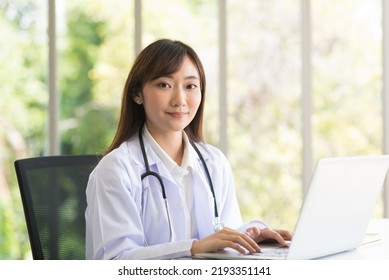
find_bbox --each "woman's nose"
[171,87,186,107]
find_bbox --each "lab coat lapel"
[149,161,176,186]
[192,152,215,237]
[133,136,177,186]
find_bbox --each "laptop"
[195,155,389,260]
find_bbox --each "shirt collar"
[143,126,195,177]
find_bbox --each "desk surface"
[319,219,389,260]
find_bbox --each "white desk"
[319,219,389,260]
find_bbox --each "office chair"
[14,154,101,260]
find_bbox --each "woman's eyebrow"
[152,75,199,81]
[185,75,199,80]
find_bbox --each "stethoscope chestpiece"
[213,217,224,232]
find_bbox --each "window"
[312,0,383,216]
[227,0,302,228]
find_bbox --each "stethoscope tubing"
[138,127,223,239]
[190,142,219,219]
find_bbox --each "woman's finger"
[217,228,260,253]
[258,228,288,246]
[277,229,293,241]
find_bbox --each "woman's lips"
[167,112,189,118]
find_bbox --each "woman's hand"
[190,226,293,256]
[245,227,293,247]
[190,227,261,255]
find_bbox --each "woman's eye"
[187,84,198,90]
[158,82,170,88]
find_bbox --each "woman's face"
[138,55,202,138]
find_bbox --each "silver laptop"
[195,155,389,260]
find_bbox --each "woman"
[85,39,292,259]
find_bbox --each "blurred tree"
[0,0,47,259]
[59,5,116,155]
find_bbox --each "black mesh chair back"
[14,155,101,260]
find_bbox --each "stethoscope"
[138,128,224,243]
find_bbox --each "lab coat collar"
[124,133,177,186]
[143,126,194,178]
[124,132,212,176]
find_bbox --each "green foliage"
[0,0,118,259]
[60,8,106,115]
[0,173,31,259]
[61,104,116,155]
[0,0,45,259]
[59,5,117,156]
[0,200,16,259]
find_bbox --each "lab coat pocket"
[141,179,171,245]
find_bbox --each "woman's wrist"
[190,240,199,255]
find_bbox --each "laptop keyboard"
[249,246,289,259]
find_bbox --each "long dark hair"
[105,39,207,155]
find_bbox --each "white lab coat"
[85,134,265,260]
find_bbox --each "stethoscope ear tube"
[190,142,220,220]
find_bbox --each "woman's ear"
[133,94,143,105]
